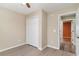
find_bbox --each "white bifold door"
[27,16,39,48]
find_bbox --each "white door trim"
[58,11,77,53]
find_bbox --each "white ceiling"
[0,3,79,15]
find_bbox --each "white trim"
[42,45,47,50]
[0,43,26,52]
[38,47,42,51]
[39,45,59,50]
[48,45,59,49]
[57,15,60,49]
[58,11,76,16]
[75,10,79,56]
[38,45,47,51]
[58,11,77,53]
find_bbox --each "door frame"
[58,11,77,54]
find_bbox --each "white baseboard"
[0,43,59,52]
[38,47,43,51]
[38,45,59,50]
[38,45,47,51]
[42,45,47,50]
[0,43,26,52]
[47,45,59,49]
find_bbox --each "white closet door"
[28,16,39,48]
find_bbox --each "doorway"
[59,13,76,54]
[63,21,71,42]
[61,21,73,52]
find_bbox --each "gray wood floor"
[0,44,75,56]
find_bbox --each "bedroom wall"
[47,7,78,49]
[42,10,47,49]
[0,7,26,51]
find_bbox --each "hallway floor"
[0,44,75,56]
[60,41,75,53]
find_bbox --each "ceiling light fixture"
[22,3,31,8]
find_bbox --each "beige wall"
[42,10,47,49]
[0,7,26,51]
[47,14,58,48]
[47,7,78,49]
